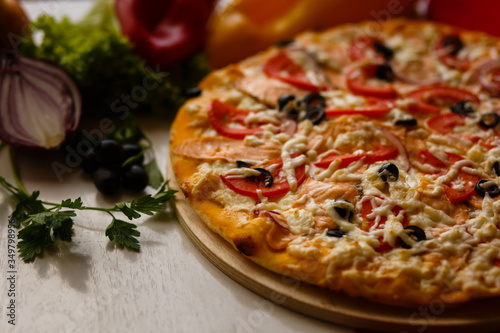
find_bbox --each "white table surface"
[0,2,351,332]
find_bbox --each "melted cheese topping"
[177,20,500,303]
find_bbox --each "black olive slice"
[326,228,347,238]
[442,35,464,56]
[305,105,326,125]
[372,41,394,60]
[275,39,295,47]
[278,94,296,111]
[332,199,354,221]
[236,160,250,168]
[253,168,274,188]
[474,180,500,198]
[400,226,427,249]
[374,64,395,82]
[184,87,202,98]
[479,113,500,128]
[287,108,300,121]
[303,93,326,109]
[493,161,500,177]
[378,163,399,182]
[394,118,417,127]
[450,100,474,116]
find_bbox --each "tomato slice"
[427,113,466,134]
[315,146,398,169]
[440,54,471,71]
[360,197,408,252]
[263,51,323,92]
[417,150,464,171]
[443,172,479,203]
[361,200,409,230]
[325,98,394,117]
[208,100,264,139]
[346,65,398,99]
[494,259,500,269]
[220,153,307,200]
[406,85,479,114]
[418,150,447,169]
[435,35,471,71]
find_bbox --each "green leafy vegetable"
[18,0,210,116]
[0,175,176,262]
[105,219,140,251]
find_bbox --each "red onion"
[280,118,298,137]
[475,59,500,96]
[261,210,289,229]
[393,70,442,86]
[0,51,82,149]
[286,46,330,89]
[380,128,410,172]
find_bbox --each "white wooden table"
[0,2,352,332]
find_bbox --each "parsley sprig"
[1,148,176,262]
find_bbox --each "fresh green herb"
[18,0,210,116]
[0,149,176,262]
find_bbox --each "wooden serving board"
[168,158,500,333]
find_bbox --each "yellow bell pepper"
[207,0,416,67]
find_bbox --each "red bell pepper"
[115,0,215,68]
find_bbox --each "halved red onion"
[475,59,500,96]
[380,128,410,172]
[0,51,82,149]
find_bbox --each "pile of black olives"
[81,139,149,195]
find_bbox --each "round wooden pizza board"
[168,157,500,333]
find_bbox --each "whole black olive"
[94,167,121,196]
[303,93,326,109]
[305,105,326,125]
[278,94,296,111]
[493,161,500,177]
[394,118,417,127]
[442,35,464,56]
[184,87,202,98]
[236,160,250,168]
[94,139,124,167]
[400,226,427,249]
[123,165,149,192]
[326,228,347,238]
[81,149,99,174]
[374,64,395,82]
[372,40,394,60]
[478,113,500,129]
[450,100,474,116]
[332,199,354,221]
[253,168,274,188]
[474,180,500,198]
[378,163,399,182]
[122,144,144,165]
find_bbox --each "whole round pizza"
[170,19,500,306]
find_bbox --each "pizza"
[170,19,500,306]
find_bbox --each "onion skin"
[0,51,82,149]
